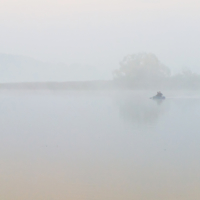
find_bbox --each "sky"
[0,0,200,80]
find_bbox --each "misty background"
[2,1,200,199]
[0,54,106,82]
[0,0,200,82]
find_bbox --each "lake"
[1,90,200,200]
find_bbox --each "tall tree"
[113,53,170,88]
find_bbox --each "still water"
[0,90,200,200]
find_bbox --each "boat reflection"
[114,93,169,125]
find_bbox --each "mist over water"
[1,90,200,200]
[1,0,199,198]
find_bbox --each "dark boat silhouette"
[150,92,165,100]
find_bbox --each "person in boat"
[156,91,163,97]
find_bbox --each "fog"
[0,54,106,82]
[0,0,200,82]
[1,1,200,199]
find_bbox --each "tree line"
[113,53,200,89]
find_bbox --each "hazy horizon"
[0,0,200,82]
[0,53,111,82]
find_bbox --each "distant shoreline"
[1,80,200,91]
[0,80,114,90]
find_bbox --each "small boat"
[150,91,165,100]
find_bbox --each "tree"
[113,53,171,88]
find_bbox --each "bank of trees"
[113,53,200,89]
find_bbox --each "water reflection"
[154,99,164,105]
[115,94,168,125]
[1,91,200,200]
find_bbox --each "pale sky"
[0,0,200,79]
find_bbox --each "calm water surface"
[1,90,200,200]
